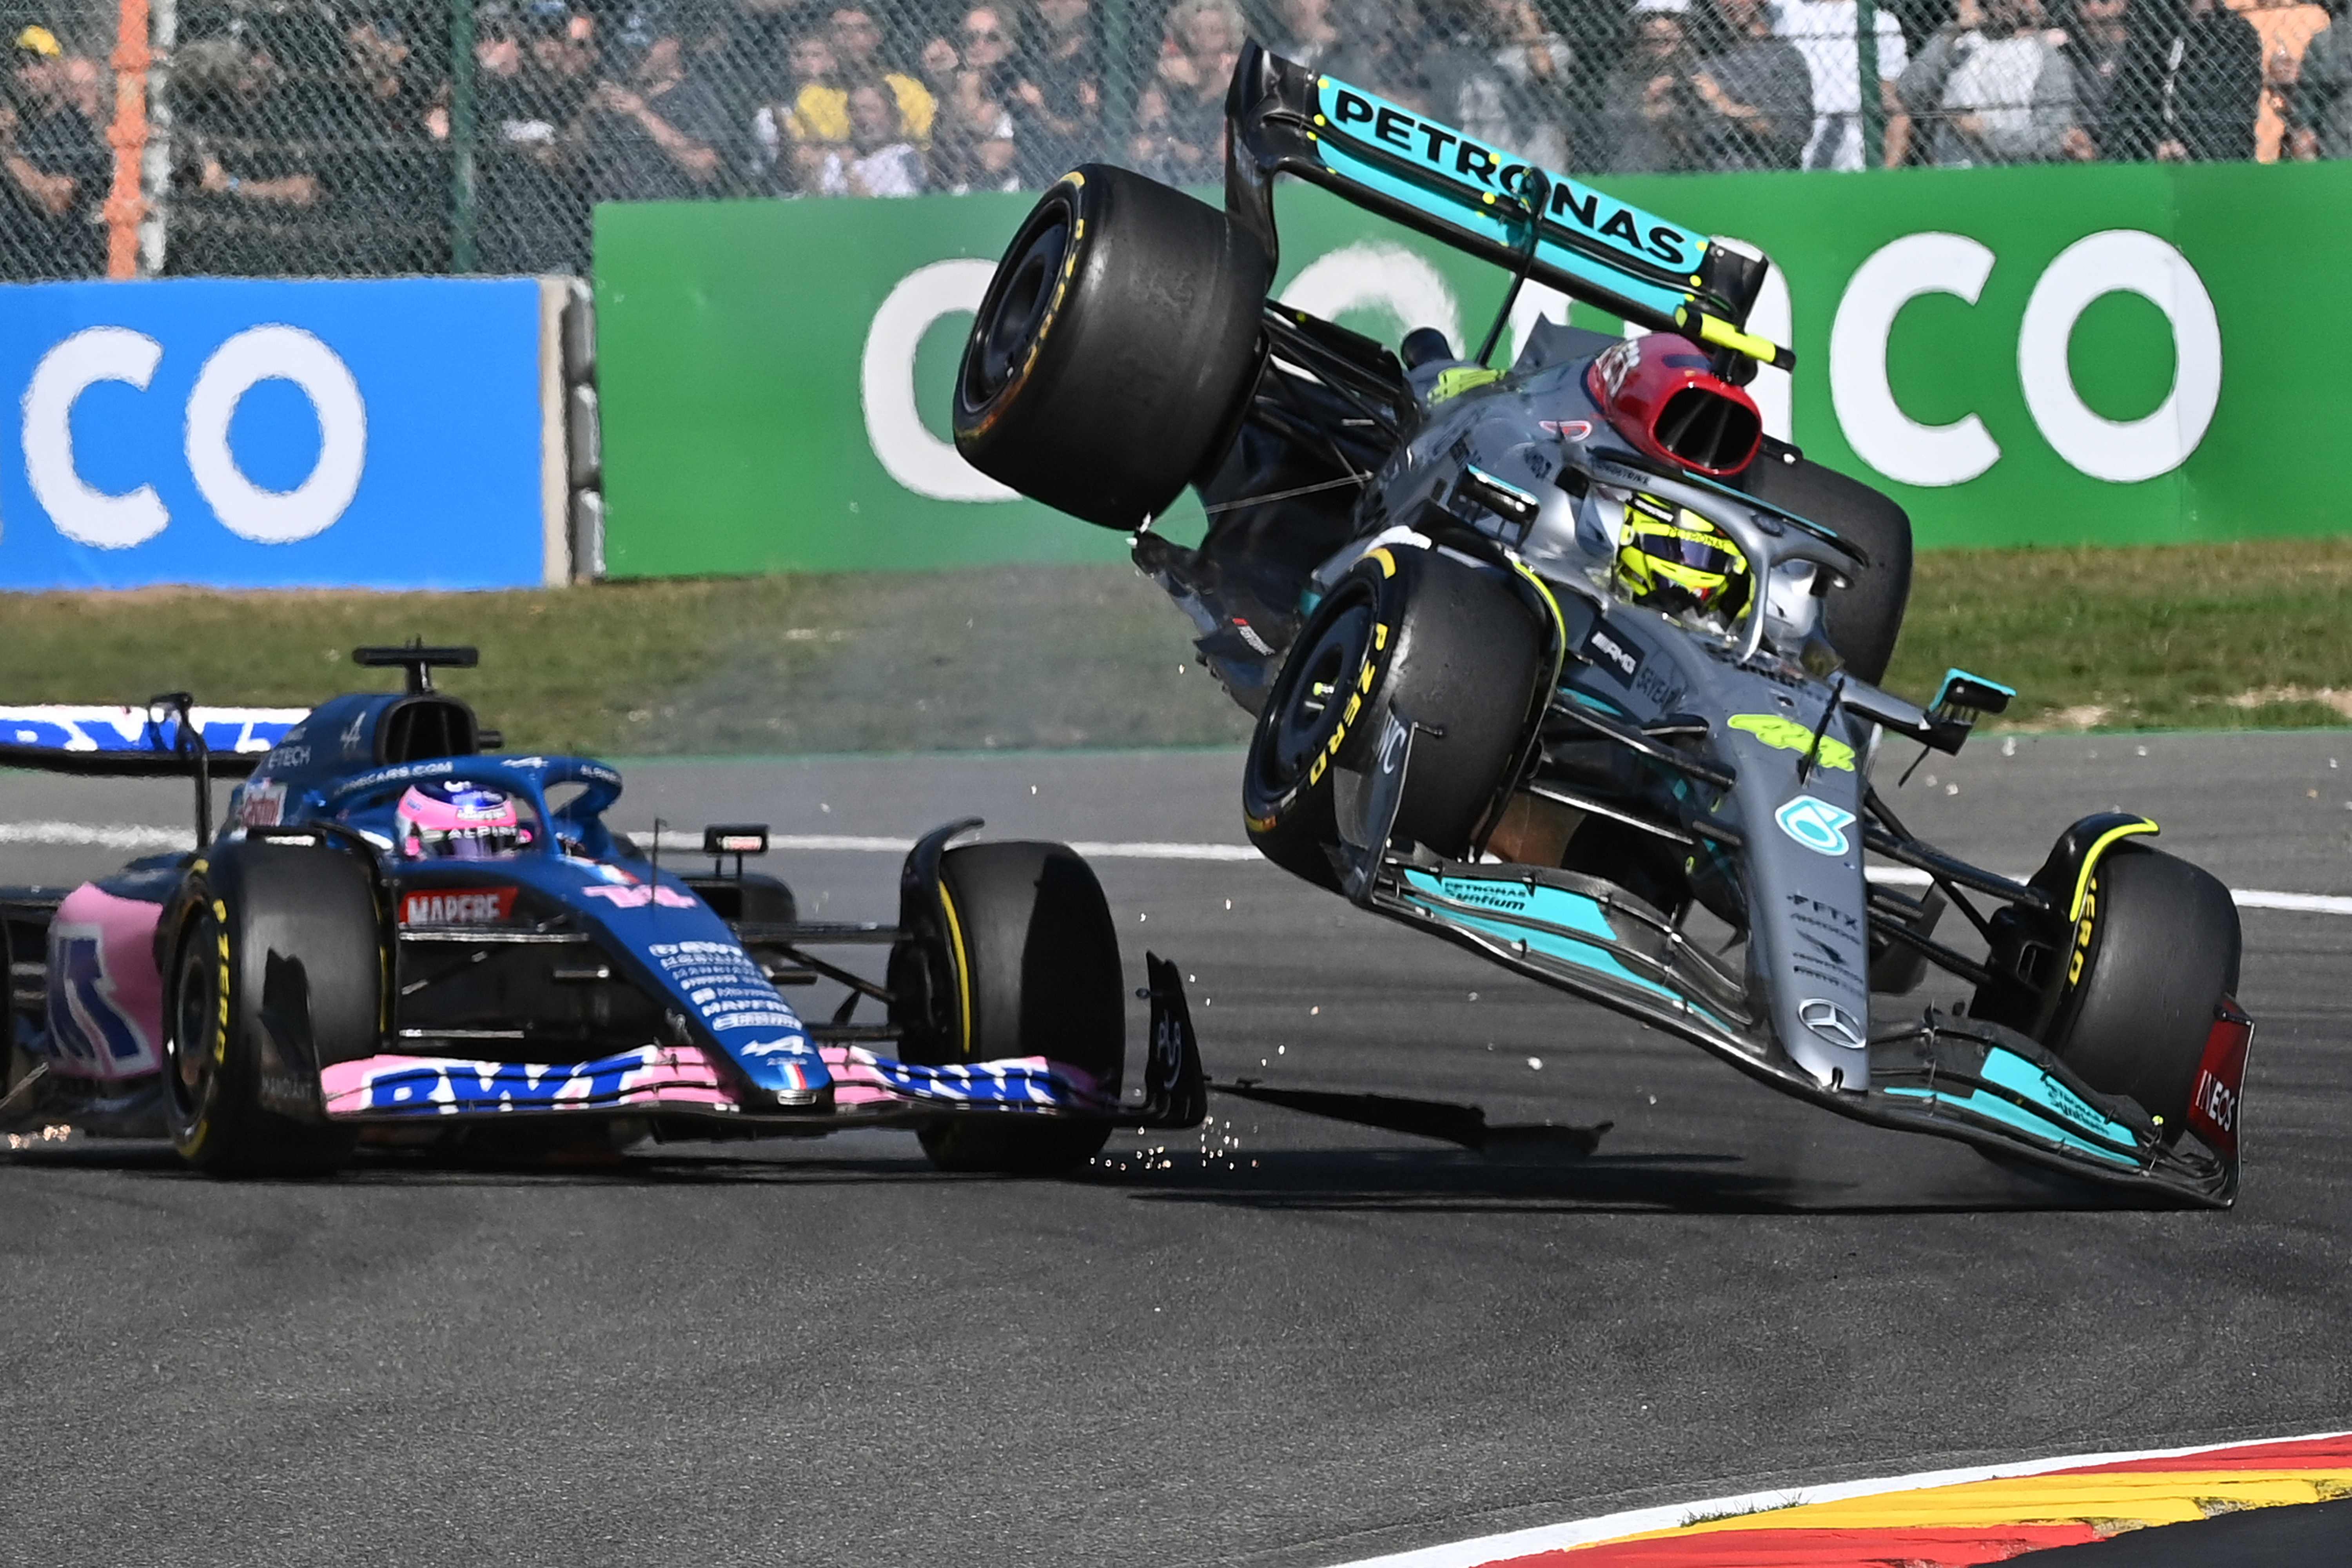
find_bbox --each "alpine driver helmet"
[395,779,536,860]
[1614,496,1753,624]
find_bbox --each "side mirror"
[703,824,770,876]
[1931,668,2014,720]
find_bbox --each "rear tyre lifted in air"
[952,164,1270,530]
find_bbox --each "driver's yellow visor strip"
[1490,1433,2352,1565]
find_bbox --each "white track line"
[0,821,191,851]
[1866,864,2352,915]
[1323,1428,2352,1568]
[639,828,1261,861]
[1,822,2343,912]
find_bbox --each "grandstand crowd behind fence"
[3,0,2348,279]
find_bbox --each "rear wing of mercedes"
[1223,43,1793,372]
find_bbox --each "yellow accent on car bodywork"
[1430,367,1504,402]
[1674,304,1783,367]
[1508,559,1570,710]
[1729,712,1855,772]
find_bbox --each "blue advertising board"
[0,278,545,590]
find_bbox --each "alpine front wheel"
[893,841,1125,1174]
[163,840,378,1177]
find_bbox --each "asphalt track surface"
[3,730,2348,1568]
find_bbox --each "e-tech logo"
[1775,796,1857,857]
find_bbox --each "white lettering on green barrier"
[1829,229,2219,488]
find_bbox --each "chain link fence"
[2,0,2344,279]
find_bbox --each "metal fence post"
[451,0,478,273]
[104,0,152,278]
[1857,0,1884,169]
[137,0,176,275]
[1103,0,1137,154]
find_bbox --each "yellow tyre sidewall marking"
[938,881,975,1060]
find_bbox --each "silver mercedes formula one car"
[949,43,2253,1205]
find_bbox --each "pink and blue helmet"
[395,779,535,860]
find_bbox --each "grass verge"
[0,540,2345,755]
[1884,539,2352,731]
[0,566,1250,756]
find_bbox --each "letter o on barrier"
[862,258,1017,503]
[1281,241,1463,355]
[22,326,171,549]
[1829,232,2001,488]
[2017,230,2220,484]
[184,325,368,543]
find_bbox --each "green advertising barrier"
[595,161,2352,577]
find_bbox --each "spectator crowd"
[5,0,2352,276]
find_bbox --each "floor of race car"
[4,731,2348,1568]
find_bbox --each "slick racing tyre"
[1740,450,1912,685]
[163,840,379,1177]
[1244,545,1547,890]
[953,164,1270,530]
[2022,844,2241,1132]
[894,842,1124,1174]
[1973,843,2240,1132]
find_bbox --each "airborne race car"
[0,647,1203,1176]
[953,44,2253,1204]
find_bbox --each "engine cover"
[1586,333,1761,477]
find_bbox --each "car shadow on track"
[1088,1145,2173,1216]
[1,1140,945,1187]
[5,1137,2164,1213]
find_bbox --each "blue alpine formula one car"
[0,645,1203,1176]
